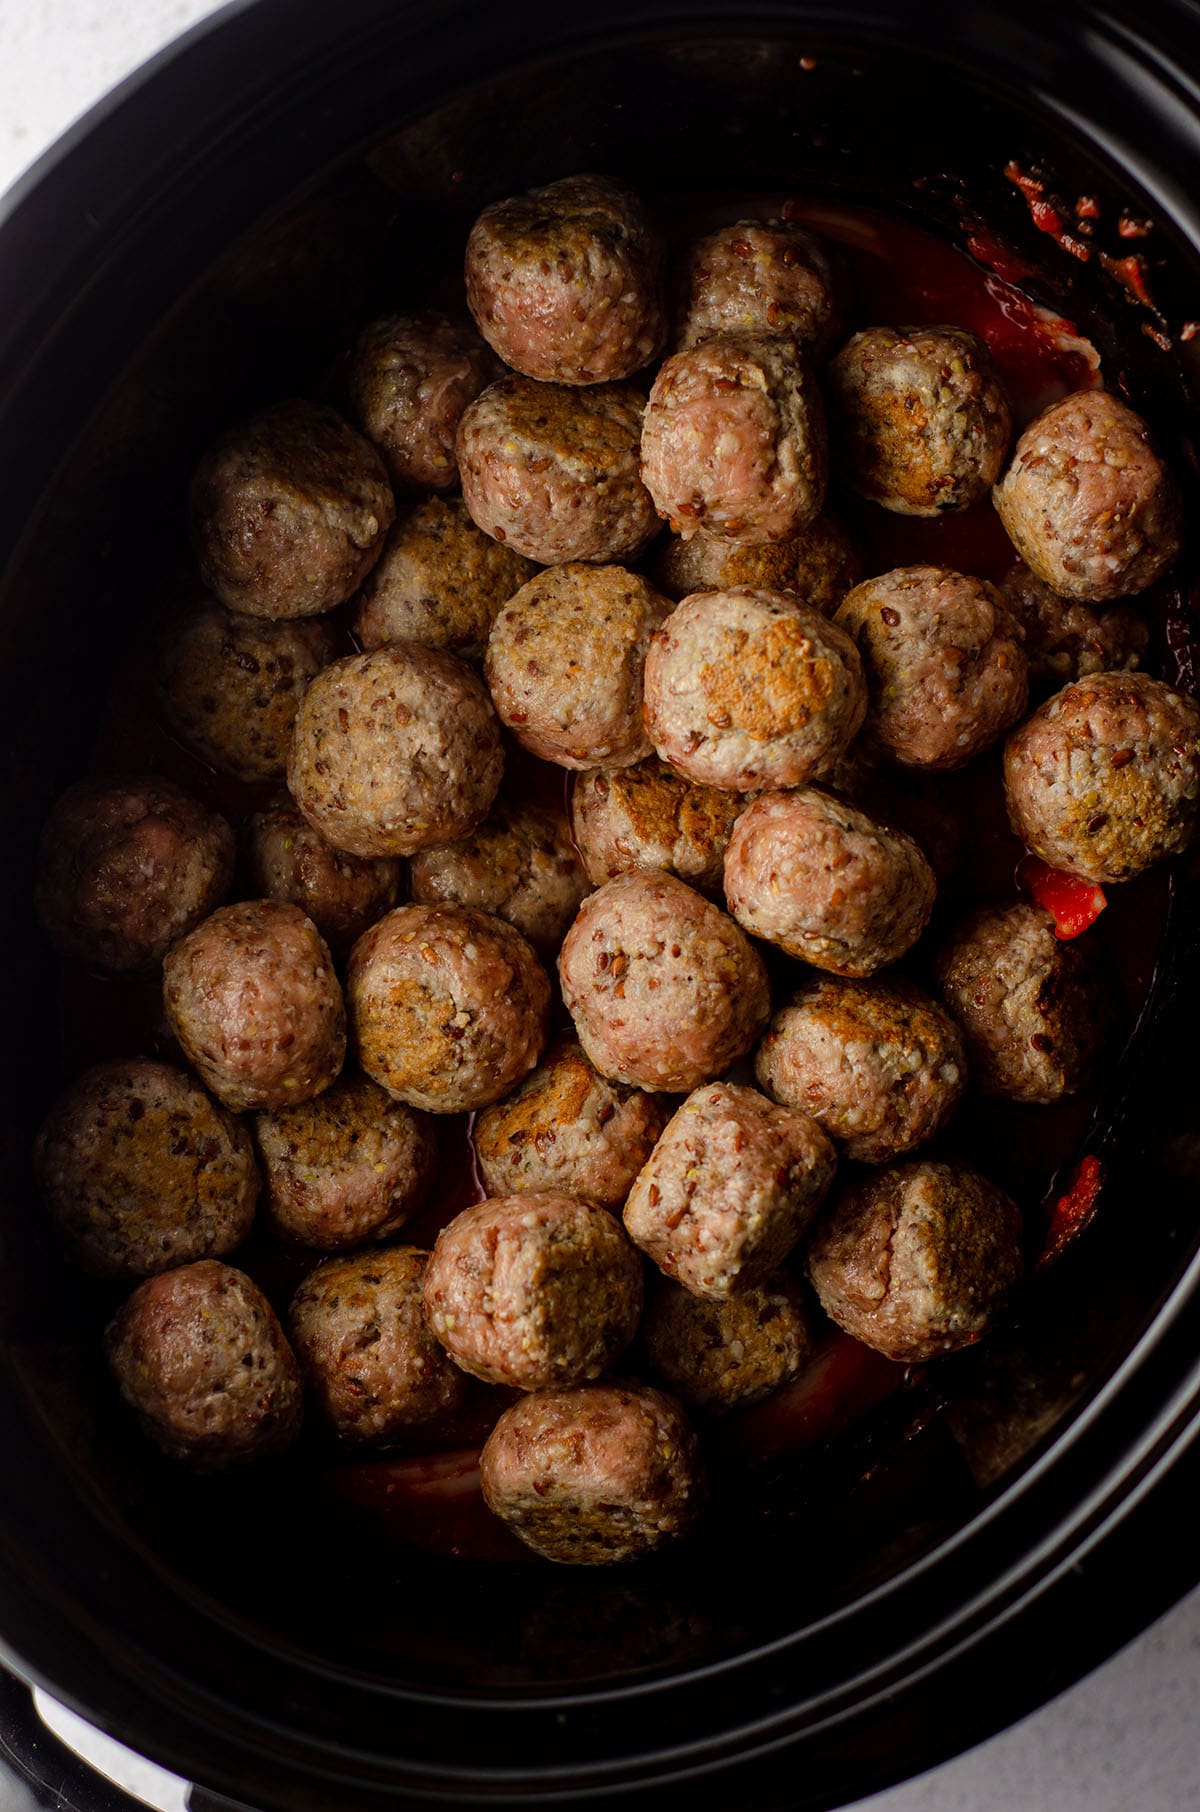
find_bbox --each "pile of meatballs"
[31,173,1200,1569]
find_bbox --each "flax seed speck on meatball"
[998,562,1149,697]
[344,312,494,492]
[408,798,588,955]
[676,219,838,357]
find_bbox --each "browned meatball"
[480,1381,704,1563]
[644,588,866,791]
[558,871,770,1093]
[724,788,936,976]
[352,497,537,662]
[570,758,745,893]
[464,174,666,385]
[253,1071,435,1248]
[641,336,828,543]
[424,1193,643,1389]
[189,399,394,619]
[33,1058,258,1280]
[934,902,1110,1103]
[641,1273,816,1414]
[806,1159,1023,1362]
[241,800,402,957]
[344,312,493,491]
[754,976,966,1163]
[408,798,587,955]
[993,389,1183,602]
[676,219,837,356]
[829,325,1012,515]
[163,900,345,1113]
[624,1082,836,1298]
[1003,672,1200,882]
[484,564,670,768]
[346,904,550,1113]
[835,566,1028,770]
[36,776,234,976]
[651,512,861,616]
[473,1038,668,1208]
[457,375,657,565]
[289,1247,465,1441]
[998,561,1149,697]
[287,644,503,859]
[105,1260,303,1470]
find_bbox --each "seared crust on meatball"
[353,497,537,662]
[570,758,745,893]
[724,788,936,976]
[480,1381,704,1564]
[344,312,493,492]
[409,798,587,955]
[641,335,828,543]
[999,562,1149,696]
[676,219,837,356]
[754,975,966,1163]
[465,174,666,385]
[163,900,346,1113]
[287,644,504,859]
[642,1273,815,1413]
[457,375,657,565]
[105,1260,303,1469]
[625,1083,836,1298]
[473,1038,668,1208]
[644,587,866,791]
[36,776,234,976]
[1003,672,1200,882]
[254,1071,436,1248]
[934,902,1110,1103]
[994,389,1182,602]
[835,566,1028,770]
[241,800,402,957]
[558,871,770,1093]
[189,399,394,619]
[651,513,861,616]
[347,904,550,1113]
[806,1158,1023,1362]
[485,564,670,768]
[829,325,1011,515]
[290,1247,465,1441]
[424,1192,643,1389]
[33,1058,258,1280]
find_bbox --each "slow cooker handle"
[0,1670,165,1811]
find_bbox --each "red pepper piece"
[1017,853,1107,939]
[324,1446,527,1562]
[1040,1153,1105,1268]
[720,1332,906,1470]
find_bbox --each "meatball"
[998,561,1149,696]
[464,174,666,385]
[346,904,550,1113]
[724,788,936,976]
[754,975,966,1163]
[344,312,493,492]
[289,1247,465,1441]
[624,1083,834,1301]
[643,588,865,792]
[33,1058,258,1280]
[641,1274,815,1414]
[105,1260,303,1470]
[408,798,588,955]
[189,399,394,619]
[934,902,1110,1103]
[806,1158,1023,1362]
[480,1382,704,1564]
[570,758,745,894]
[156,598,337,783]
[163,900,345,1113]
[352,497,537,662]
[651,512,861,616]
[287,644,503,859]
[641,335,828,543]
[456,375,657,565]
[558,871,770,1093]
[254,1071,435,1248]
[424,1193,643,1389]
[993,389,1183,602]
[1003,671,1200,882]
[241,800,402,957]
[676,219,837,356]
[835,566,1028,770]
[484,564,670,768]
[473,1037,668,1208]
[36,776,234,976]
